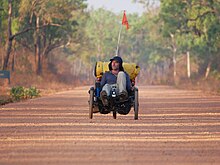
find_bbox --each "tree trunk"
[187,51,191,78]
[3,40,12,70]
[36,38,42,75]
[0,38,3,69]
[11,40,17,71]
[3,0,12,70]
[35,16,42,75]
[205,61,211,79]
[170,33,177,82]
[173,49,177,79]
[11,52,14,71]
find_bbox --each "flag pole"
[116,24,123,56]
[116,10,128,56]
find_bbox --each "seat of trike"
[94,61,140,84]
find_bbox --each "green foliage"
[85,8,119,61]
[160,0,220,75]
[0,1,8,44]
[17,0,87,53]
[211,70,220,80]
[10,86,40,101]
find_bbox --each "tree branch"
[187,10,216,22]
[10,23,61,40]
[44,41,66,57]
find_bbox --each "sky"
[86,0,145,15]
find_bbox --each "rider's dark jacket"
[100,56,131,92]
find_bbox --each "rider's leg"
[117,71,127,93]
[117,71,128,101]
[100,84,111,106]
[101,84,111,96]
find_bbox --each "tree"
[160,0,220,79]
[85,8,119,61]
[16,0,87,74]
[2,0,87,74]
[0,1,7,68]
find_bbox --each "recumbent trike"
[88,61,140,120]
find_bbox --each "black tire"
[89,87,94,119]
[134,87,139,120]
[113,111,117,119]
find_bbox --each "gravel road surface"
[0,86,220,165]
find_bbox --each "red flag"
[122,11,129,30]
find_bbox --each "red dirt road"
[0,86,220,165]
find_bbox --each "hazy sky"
[86,0,145,15]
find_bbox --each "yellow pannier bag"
[94,61,140,81]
